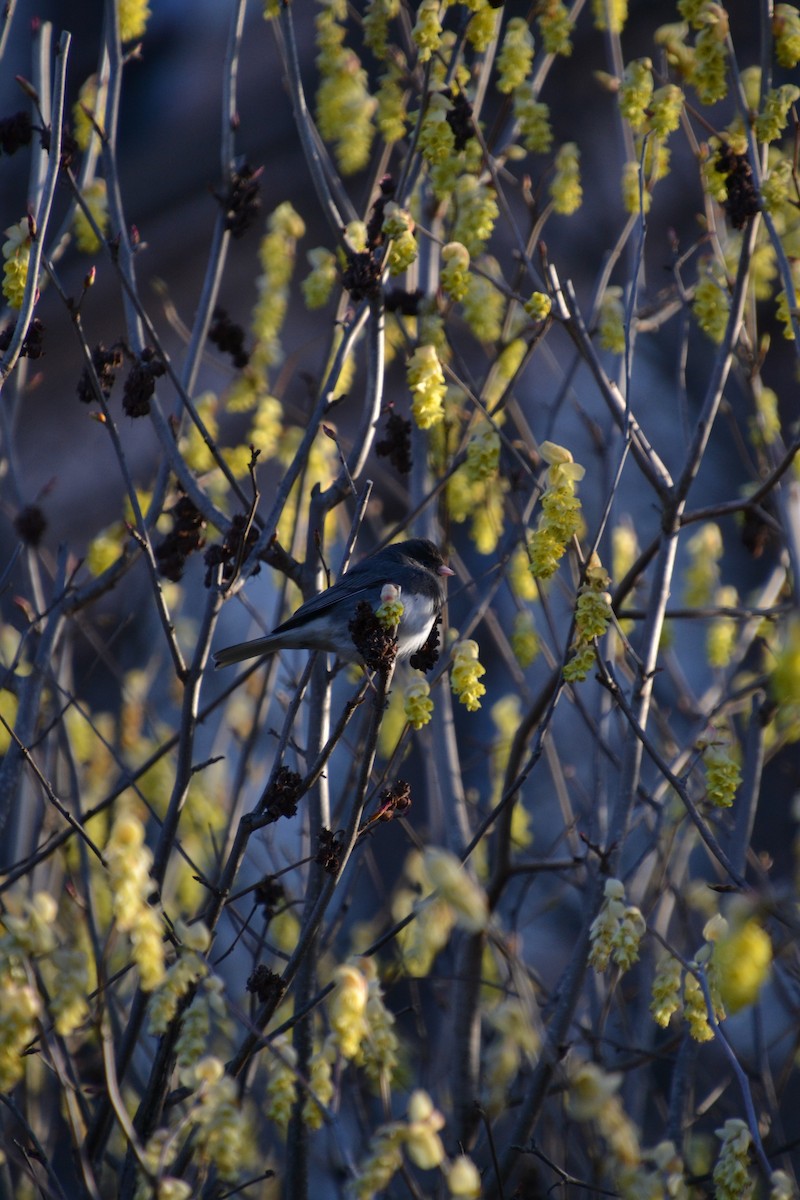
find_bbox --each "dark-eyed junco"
[213,538,454,668]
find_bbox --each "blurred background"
[2,0,798,898]
[2,3,800,1194]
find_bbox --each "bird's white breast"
[397,591,438,655]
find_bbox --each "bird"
[213,538,454,668]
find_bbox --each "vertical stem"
[285,657,331,1200]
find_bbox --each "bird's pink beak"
[438,564,455,577]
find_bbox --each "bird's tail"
[213,636,277,668]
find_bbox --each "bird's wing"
[271,562,380,635]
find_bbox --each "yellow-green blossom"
[496,18,534,95]
[452,174,499,255]
[591,0,628,34]
[304,1038,336,1128]
[693,267,730,342]
[0,975,41,1091]
[566,1059,619,1119]
[774,3,800,67]
[700,137,729,202]
[466,4,498,51]
[375,582,404,628]
[148,924,211,1036]
[489,695,523,798]
[511,610,540,667]
[329,962,370,1059]
[678,0,707,22]
[692,3,729,105]
[405,1089,446,1169]
[712,917,772,1012]
[566,1059,640,1167]
[484,996,539,1114]
[770,1170,797,1200]
[598,285,626,353]
[49,947,90,1036]
[302,247,337,309]
[395,888,456,976]
[529,441,585,579]
[755,84,800,144]
[529,521,571,581]
[412,0,442,61]
[713,1119,754,1200]
[450,638,487,713]
[651,953,682,1027]
[462,261,505,342]
[611,906,646,970]
[264,1036,297,1131]
[684,522,722,606]
[579,556,611,627]
[751,385,781,447]
[73,74,104,151]
[650,83,684,136]
[447,1155,482,1198]
[376,66,407,144]
[418,91,456,169]
[363,0,400,57]
[470,478,506,554]
[440,241,471,301]
[589,877,626,971]
[418,309,446,355]
[619,58,653,130]
[485,337,527,403]
[466,427,500,481]
[242,392,283,462]
[0,690,18,757]
[776,284,799,340]
[105,803,165,990]
[746,238,779,301]
[565,555,613,681]
[316,4,376,174]
[612,520,638,585]
[344,220,368,252]
[2,219,32,310]
[188,1057,250,1181]
[707,585,738,667]
[175,976,225,1069]
[538,0,573,55]
[770,617,800,722]
[179,391,217,474]
[355,960,399,1091]
[643,136,671,183]
[423,847,489,931]
[509,545,538,602]
[350,1124,405,1198]
[74,179,109,254]
[514,88,553,153]
[550,142,582,215]
[85,524,125,575]
[250,202,306,372]
[407,343,446,428]
[525,290,551,320]
[654,19,696,78]
[350,1090,448,1190]
[701,733,741,807]
[118,0,150,42]
[383,203,417,274]
[622,159,651,215]
[137,1131,183,1198]
[3,892,57,956]
[739,64,762,111]
[683,970,714,1041]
